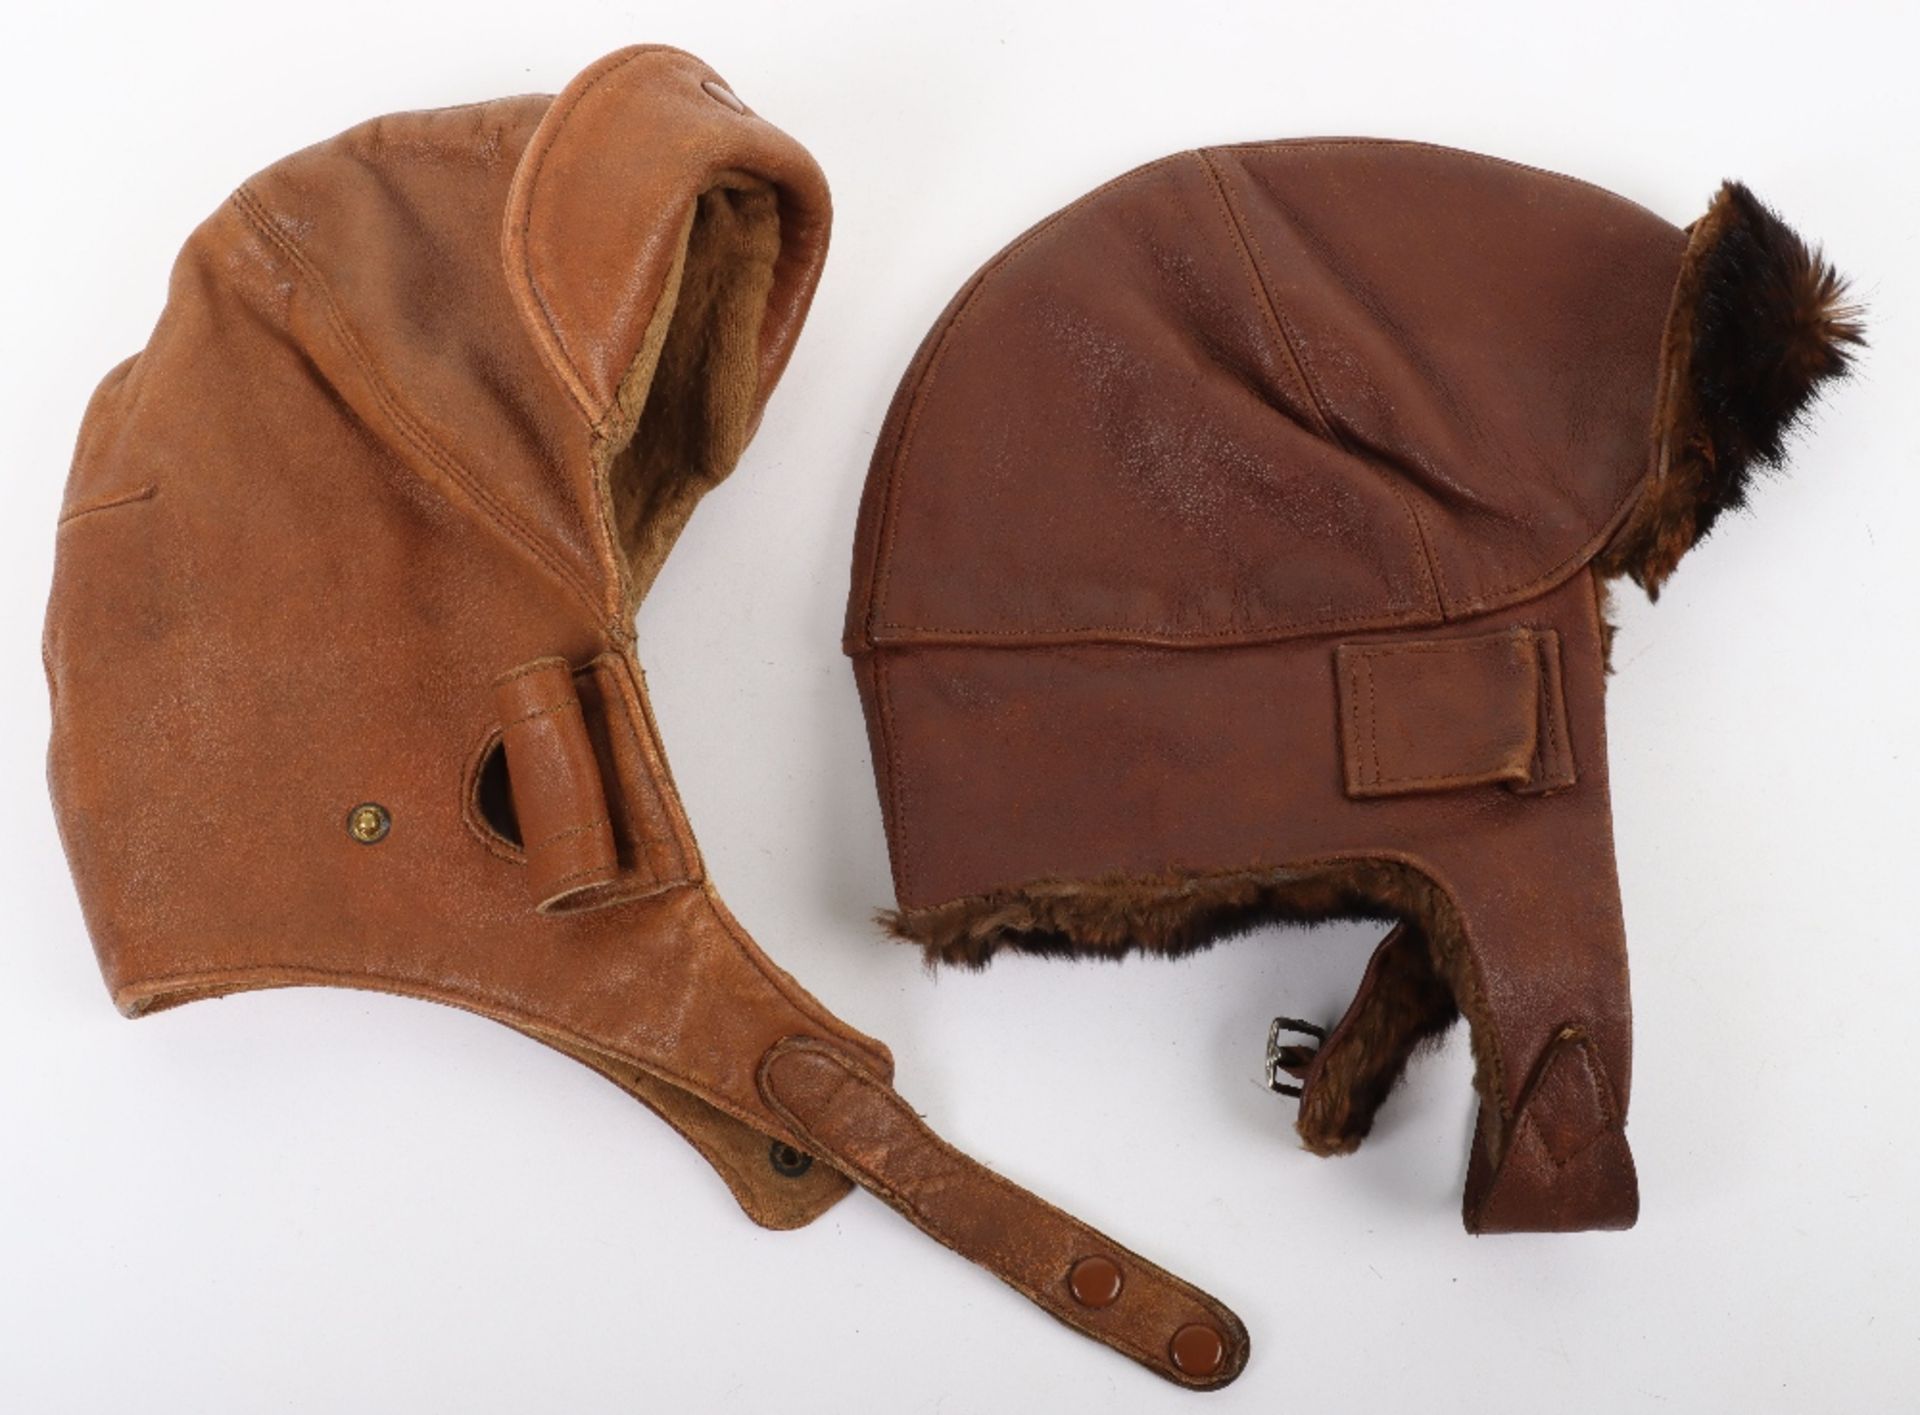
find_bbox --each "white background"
[2,3,1915,1411]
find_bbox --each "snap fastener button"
[347,802,390,844]
[700,79,746,113]
[1067,1255,1123,1309]
[1169,1323,1226,1378]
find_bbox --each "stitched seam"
[58,484,156,525]
[1216,137,1672,226]
[1195,151,1330,439]
[1365,657,1380,788]
[113,947,816,1156]
[1214,140,1671,613]
[500,697,583,730]
[1342,635,1534,792]
[878,598,1441,643]
[511,45,677,424]
[876,655,915,902]
[1338,653,1368,793]
[704,889,889,1070]
[868,154,1191,639]
[868,138,1663,643]
[1536,638,1560,784]
[228,186,608,626]
[530,817,611,850]
[1206,147,1445,615]
[494,657,571,687]
[596,653,699,885]
[872,147,1440,640]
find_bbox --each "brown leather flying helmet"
[44,48,1250,1389]
[846,140,1861,1234]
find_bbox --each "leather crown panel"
[848,140,1685,652]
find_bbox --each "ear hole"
[474,736,522,849]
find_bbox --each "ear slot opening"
[602,177,784,607]
[474,733,522,849]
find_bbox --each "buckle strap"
[758,1036,1249,1390]
[1264,1017,1326,1098]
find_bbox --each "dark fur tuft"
[1600,181,1864,596]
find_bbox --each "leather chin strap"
[1272,616,1640,1234]
[1280,908,1639,1235]
[489,655,1247,1388]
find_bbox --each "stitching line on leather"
[1206,147,1446,615]
[118,947,793,1146]
[228,185,606,626]
[500,697,584,730]
[1341,635,1537,791]
[598,654,699,885]
[875,654,916,902]
[867,154,1189,639]
[529,817,611,850]
[870,147,1439,641]
[511,44,676,424]
[865,137,1663,644]
[762,1041,1239,1385]
[1194,151,1330,441]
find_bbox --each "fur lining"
[1293,922,1460,1156]
[1600,181,1863,596]
[884,861,1505,1156]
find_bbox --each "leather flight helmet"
[45,48,1251,1389]
[845,140,1862,1234]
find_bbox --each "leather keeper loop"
[493,657,620,912]
[1335,627,1575,799]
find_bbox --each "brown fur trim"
[884,860,1506,1156]
[1293,922,1460,1156]
[1599,181,1864,597]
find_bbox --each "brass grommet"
[347,802,391,845]
[768,1141,814,1178]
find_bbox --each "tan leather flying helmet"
[846,140,1861,1234]
[45,48,1250,1390]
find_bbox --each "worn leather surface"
[850,142,1684,650]
[46,47,1243,1387]
[847,140,1685,1234]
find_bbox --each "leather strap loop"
[1335,627,1575,799]
[494,657,621,911]
[757,1036,1249,1390]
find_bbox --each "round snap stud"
[1169,1323,1226,1379]
[1067,1255,1124,1309]
[700,79,746,113]
[768,1140,813,1178]
[347,802,391,845]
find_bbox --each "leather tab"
[757,1037,1249,1390]
[493,657,620,912]
[1336,627,1573,798]
[1463,1026,1640,1234]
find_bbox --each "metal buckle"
[1264,1016,1327,1098]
